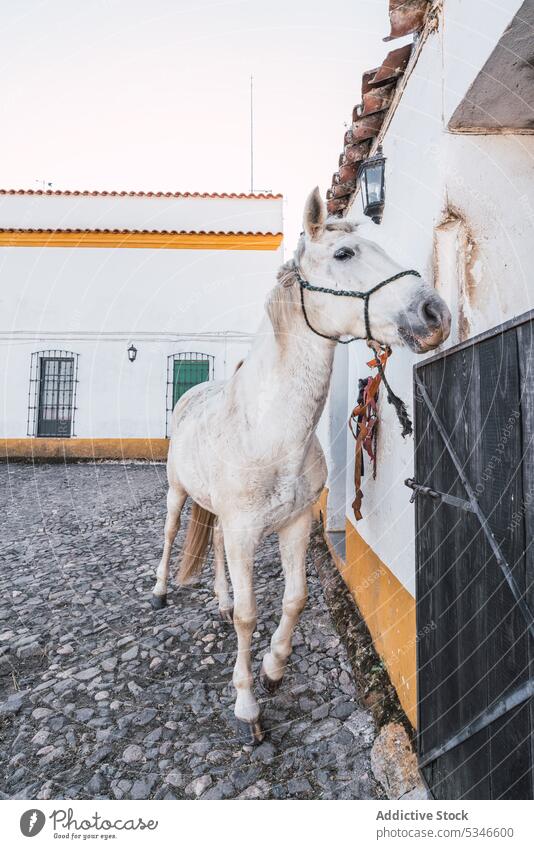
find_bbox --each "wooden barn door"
[412,309,534,800]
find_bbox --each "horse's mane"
[265,260,302,342]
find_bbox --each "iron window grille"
[27,350,79,438]
[166,352,214,437]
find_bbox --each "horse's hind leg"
[213,521,233,623]
[260,507,311,693]
[151,486,187,609]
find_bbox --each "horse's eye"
[334,247,355,261]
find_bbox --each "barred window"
[28,350,79,437]
[166,352,214,437]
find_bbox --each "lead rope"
[373,350,412,438]
[297,266,420,438]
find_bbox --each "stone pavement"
[0,462,381,800]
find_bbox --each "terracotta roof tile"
[355,83,396,118]
[366,44,413,87]
[0,189,282,200]
[384,0,429,42]
[361,69,380,96]
[344,141,371,164]
[351,111,389,143]
[328,182,357,199]
[327,197,349,215]
[338,161,362,183]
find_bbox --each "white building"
[321,0,534,726]
[0,189,283,459]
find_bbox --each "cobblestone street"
[0,462,381,800]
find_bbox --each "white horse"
[151,188,450,743]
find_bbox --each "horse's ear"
[303,187,326,241]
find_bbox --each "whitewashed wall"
[1,336,251,440]
[0,216,283,439]
[0,193,283,235]
[337,1,534,595]
[0,245,281,335]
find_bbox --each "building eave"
[0,229,283,250]
[0,188,282,200]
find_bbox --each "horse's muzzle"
[399,291,451,353]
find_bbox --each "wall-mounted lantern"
[127,343,138,363]
[360,146,386,224]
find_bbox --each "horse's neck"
[281,334,336,430]
[244,317,336,449]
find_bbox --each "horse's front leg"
[261,507,311,693]
[223,524,264,744]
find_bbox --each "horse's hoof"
[150,594,167,610]
[236,718,266,746]
[260,667,283,695]
[219,606,233,624]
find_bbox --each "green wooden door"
[173,358,210,406]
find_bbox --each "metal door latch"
[404,478,475,512]
[404,478,439,503]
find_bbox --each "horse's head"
[294,187,450,352]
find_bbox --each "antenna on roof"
[248,76,271,195]
[250,75,254,194]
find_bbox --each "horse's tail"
[176,502,216,586]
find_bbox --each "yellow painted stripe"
[1,438,169,461]
[341,517,417,727]
[316,484,417,727]
[313,485,329,523]
[0,231,283,251]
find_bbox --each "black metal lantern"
[127,343,137,363]
[360,146,386,223]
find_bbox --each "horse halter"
[295,264,421,437]
[296,267,421,345]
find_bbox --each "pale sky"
[1,0,391,248]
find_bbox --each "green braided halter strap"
[297,268,421,345]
